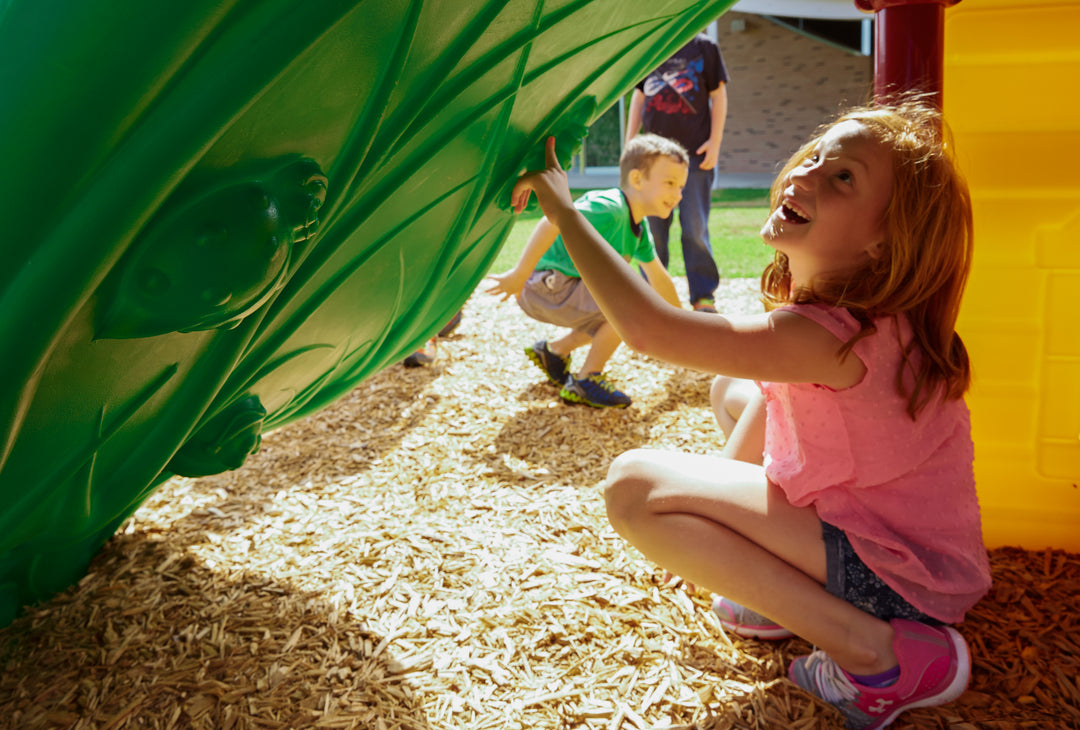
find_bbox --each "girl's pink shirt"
[760,303,992,623]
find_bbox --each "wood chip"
[0,279,1076,729]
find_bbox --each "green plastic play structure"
[0,0,739,624]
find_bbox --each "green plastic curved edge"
[0,0,737,626]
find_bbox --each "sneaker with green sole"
[560,372,631,408]
[525,340,570,386]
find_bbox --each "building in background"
[718,6,872,177]
[573,2,872,187]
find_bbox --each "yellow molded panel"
[947,0,1080,550]
[1045,273,1080,357]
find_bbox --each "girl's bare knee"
[604,449,659,532]
[710,374,733,406]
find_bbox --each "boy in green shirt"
[487,134,686,407]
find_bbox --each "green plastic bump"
[0,0,737,625]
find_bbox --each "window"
[766,16,871,55]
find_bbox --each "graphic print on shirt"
[643,55,705,116]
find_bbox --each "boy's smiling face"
[627,155,688,222]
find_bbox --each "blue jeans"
[646,154,719,304]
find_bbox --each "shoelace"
[801,650,859,704]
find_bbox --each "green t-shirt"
[535,188,657,277]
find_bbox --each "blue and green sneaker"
[560,372,631,408]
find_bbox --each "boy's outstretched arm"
[485,216,559,301]
[512,138,674,340]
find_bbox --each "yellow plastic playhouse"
[945,0,1080,550]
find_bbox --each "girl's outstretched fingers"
[511,185,531,214]
[511,137,566,214]
[543,135,561,170]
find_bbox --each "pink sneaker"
[788,619,970,729]
[711,596,794,640]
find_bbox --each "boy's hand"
[696,139,720,171]
[484,269,526,301]
[511,137,574,219]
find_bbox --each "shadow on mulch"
[2,289,1077,730]
[0,528,431,730]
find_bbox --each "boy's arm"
[697,82,727,171]
[639,258,682,309]
[485,216,559,300]
[625,89,646,143]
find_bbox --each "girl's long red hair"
[761,96,974,418]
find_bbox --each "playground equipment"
[0,0,738,625]
[943,0,1080,550]
[857,0,1080,551]
[849,0,1079,550]
[0,0,1076,628]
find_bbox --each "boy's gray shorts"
[518,270,606,336]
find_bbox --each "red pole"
[855,0,962,106]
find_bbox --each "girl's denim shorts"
[822,521,940,624]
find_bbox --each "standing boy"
[627,32,729,313]
[486,134,686,408]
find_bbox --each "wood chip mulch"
[1,279,1077,730]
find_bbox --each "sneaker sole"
[717,620,794,640]
[559,389,630,409]
[437,310,463,337]
[403,352,435,367]
[525,347,565,386]
[713,599,794,639]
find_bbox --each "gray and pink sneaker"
[711,596,795,640]
[788,618,971,729]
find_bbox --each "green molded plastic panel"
[0,0,737,624]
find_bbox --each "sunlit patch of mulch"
[1,279,1077,730]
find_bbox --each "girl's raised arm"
[511,139,864,390]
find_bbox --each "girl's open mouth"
[780,202,810,224]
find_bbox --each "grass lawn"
[490,189,775,280]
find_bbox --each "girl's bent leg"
[604,448,899,675]
[710,375,758,439]
[713,380,766,465]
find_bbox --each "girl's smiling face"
[760,120,894,287]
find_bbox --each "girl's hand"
[511,137,574,219]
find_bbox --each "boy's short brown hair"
[619,133,689,187]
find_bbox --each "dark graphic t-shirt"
[636,34,729,153]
